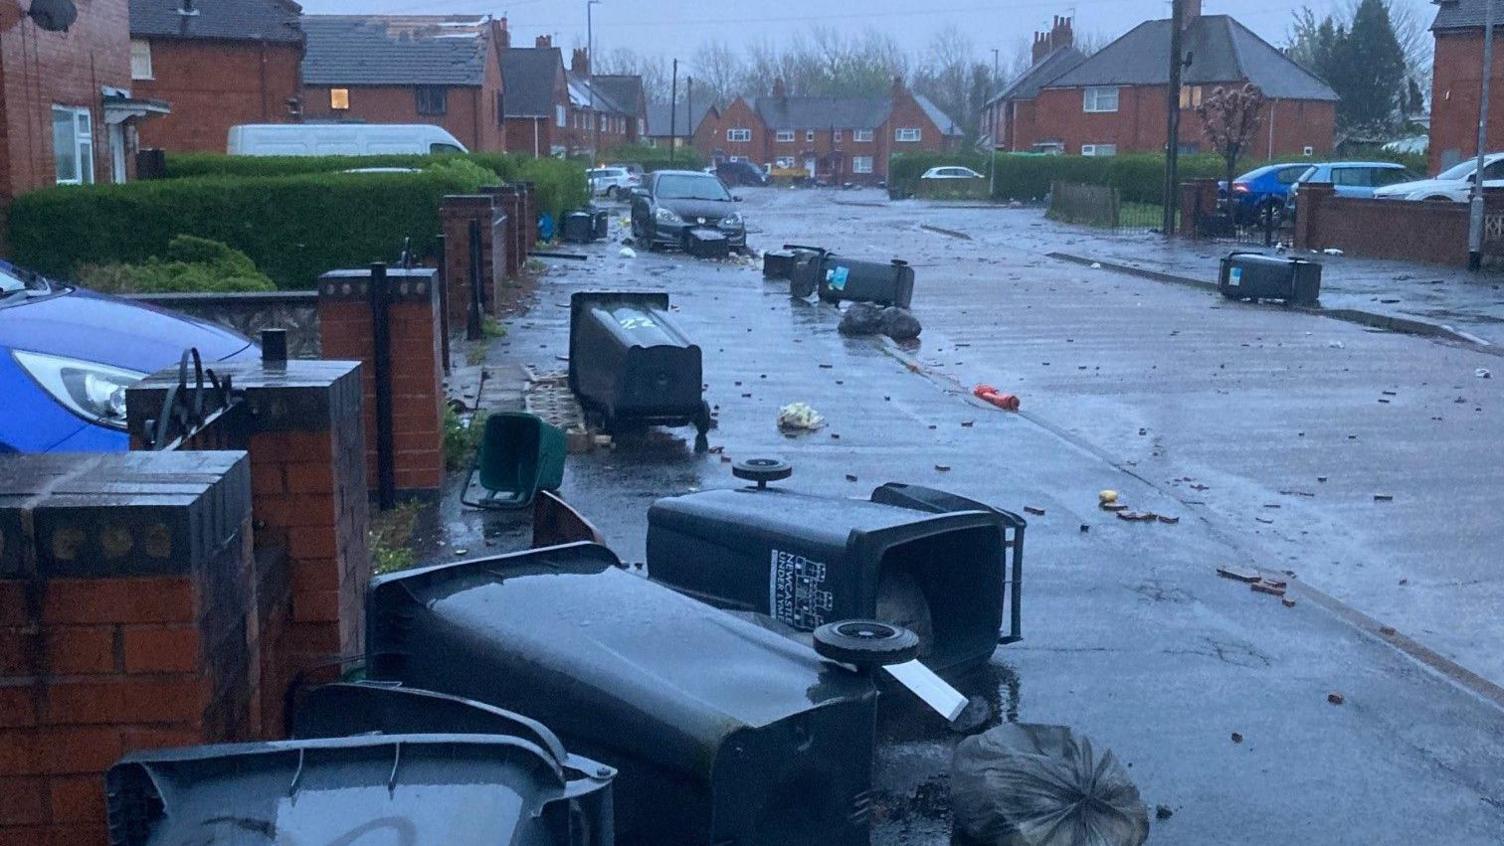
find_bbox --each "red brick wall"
[0,0,132,207]
[704,97,766,164]
[134,38,302,153]
[1030,84,1334,158]
[1291,182,1496,266]
[506,115,555,156]
[1430,30,1504,174]
[302,79,504,152]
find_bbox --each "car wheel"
[606,185,617,199]
[1422,195,1454,203]
[813,620,921,667]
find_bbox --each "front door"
[108,123,127,184]
[803,157,816,178]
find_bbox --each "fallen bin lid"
[106,733,603,846]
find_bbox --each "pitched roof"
[301,15,494,86]
[753,96,892,130]
[987,46,1088,106]
[1431,0,1504,30]
[566,72,631,115]
[593,75,645,117]
[645,101,717,136]
[1045,14,1338,101]
[914,93,964,136]
[502,47,563,117]
[130,0,303,43]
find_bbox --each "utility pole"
[1469,0,1496,270]
[990,47,1000,200]
[1162,0,1184,237]
[669,58,679,163]
[587,0,601,159]
[686,76,694,163]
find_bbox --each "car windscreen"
[0,264,39,296]
[1437,160,1476,181]
[656,174,732,201]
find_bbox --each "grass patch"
[369,501,423,575]
[443,406,489,471]
[481,317,506,339]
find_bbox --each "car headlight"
[12,349,145,430]
[720,212,744,229]
[655,207,684,225]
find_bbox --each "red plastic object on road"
[973,384,1020,411]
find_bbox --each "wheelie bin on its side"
[461,412,566,510]
[1219,252,1321,305]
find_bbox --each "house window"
[130,40,153,80]
[727,128,751,142]
[1080,143,1117,157]
[1178,85,1203,109]
[330,88,350,110]
[1083,86,1119,113]
[834,129,843,141]
[638,118,645,135]
[416,85,448,115]
[852,156,873,173]
[805,129,815,141]
[775,156,795,168]
[776,130,795,142]
[496,92,505,127]
[52,106,94,185]
[895,127,921,142]
[853,129,873,142]
[556,104,566,127]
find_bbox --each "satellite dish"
[28,0,77,32]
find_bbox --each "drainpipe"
[1267,99,1276,159]
[534,117,540,156]
[1469,0,1496,271]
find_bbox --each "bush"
[10,162,499,289]
[76,235,276,294]
[603,143,705,172]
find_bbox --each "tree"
[1285,0,1411,134]
[1197,84,1267,217]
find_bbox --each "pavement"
[430,186,1504,844]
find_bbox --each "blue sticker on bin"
[826,266,849,290]
[1228,267,1242,287]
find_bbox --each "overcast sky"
[298,0,1435,74]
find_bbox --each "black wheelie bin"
[1218,252,1322,305]
[365,541,880,846]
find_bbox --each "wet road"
[445,187,1504,844]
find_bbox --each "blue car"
[0,261,257,453]
[1217,163,1314,224]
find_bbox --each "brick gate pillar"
[439,195,502,324]
[1294,182,1333,251]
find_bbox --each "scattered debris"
[1156,514,1179,525]
[1231,732,1244,744]
[1217,566,1261,583]
[1099,489,1119,505]
[1090,262,1103,269]
[1327,340,1345,349]
[1327,692,1345,706]
[838,302,885,336]
[1100,502,1128,512]
[973,384,1020,410]
[1379,625,1396,636]
[619,246,637,258]
[1023,505,1046,516]
[845,473,858,482]
[935,464,952,472]
[1373,494,1393,502]
[1156,805,1175,821]
[776,402,825,432]
[1080,524,1090,533]
[879,306,923,340]
[1281,597,1297,608]
[1476,368,1492,379]
[1117,511,1157,522]
[1251,580,1287,597]
[961,420,974,427]
[1322,248,1344,256]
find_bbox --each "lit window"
[1083,86,1119,113]
[727,128,751,142]
[130,40,153,80]
[52,106,94,185]
[852,156,873,173]
[895,127,921,142]
[853,129,873,142]
[1081,143,1117,157]
[776,130,795,142]
[330,88,350,110]
[1178,85,1203,109]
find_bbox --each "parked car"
[587,166,638,198]
[1287,161,1417,218]
[0,261,257,453]
[1372,153,1504,202]
[629,170,747,251]
[712,159,769,186]
[226,123,467,156]
[920,166,985,180]
[1217,163,1313,223]
[608,162,645,179]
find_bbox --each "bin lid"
[571,291,697,351]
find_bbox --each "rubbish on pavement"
[1090,261,1103,269]
[1327,340,1345,348]
[1373,494,1394,502]
[461,412,566,511]
[951,723,1149,846]
[1100,502,1128,512]
[1157,514,1180,524]
[777,401,825,431]
[648,470,1028,669]
[685,227,731,259]
[1476,368,1492,379]
[531,489,606,547]
[878,648,969,721]
[528,250,589,261]
[367,542,881,845]
[1327,692,1345,705]
[1117,510,1157,522]
[949,694,993,733]
[1216,565,1261,583]
[569,291,711,451]
[1218,252,1322,306]
[1231,732,1244,743]
[1023,505,1046,516]
[1380,625,1397,635]
[1156,805,1175,821]
[838,302,885,336]
[935,463,952,472]
[619,246,637,258]
[973,384,1021,411]
[879,306,923,340]
[1251,580,1287,597]
[1282,597,1297,608]
[1099,489,1119,504]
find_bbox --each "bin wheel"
[790,274,816,299]
[731,457,792,488]
[813,620,920,667]
[693,401,712,453]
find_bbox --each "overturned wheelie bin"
[569,291,711,450]
[106,728,615,845]
[647,460,1025,675]
[785,245,915,307]
[366,542,881,845]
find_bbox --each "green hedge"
[9,160,498,289]
[890,152,1251,205]
[602,143,705,172]
[160,152,586,221]
[76,236,276,294]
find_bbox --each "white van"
[226,123,469,156]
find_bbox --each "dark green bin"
[462,412,566,510]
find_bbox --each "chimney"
[535,34,551,48]
[571,48,589,76]
[1053,15,1073,51]
[772,78,786,98]
[1182,0,1201,27]
[496,16,510,50]
[890,74,905,96]
[1032,31,1047,65]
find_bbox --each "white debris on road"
[777,402,825,431]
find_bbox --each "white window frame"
[1081,143,1117,157]
[775,156,795,168]
[556,104,566,127]
[833,129,843,142]
[853,128,873,142]
[130,39,153,80]
[852,155,874,174]
[895,127,921,142]
[52,106,94,185]
[727,127,751,142]
[805,129,815,141]
[775,130,795,142]
[1083,86,1119,113]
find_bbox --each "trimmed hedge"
[890,152,1253,205]
[9,160,498,290]
[76,236,276,294]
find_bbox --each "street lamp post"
[587,0,601,158]
[1468,0,1496,270]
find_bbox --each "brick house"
[300,15,507,152]
[593,73,647,144]
[1,0,166,221]
[981,16,1086,152]
[501,40,568,156]
[1028,1,1337,158]
[129,0,303,153]
[644,100,719,151]
[564,49,638,157]
[1430,0,1504,172]
[703,77,961,183]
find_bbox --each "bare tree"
[594,47,672,100]
[691,40,742,105]
[1197,84,1267,218]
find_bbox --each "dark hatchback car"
[629,170,747,251]
[712,159,768,186]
